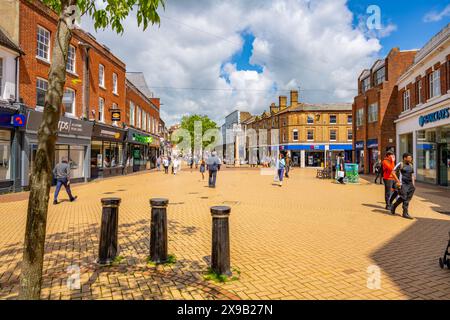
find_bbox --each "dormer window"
[374,67,385,86]
[362,77,370,92]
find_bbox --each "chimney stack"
[290,90,298,107]
[279,96,287,110]
[270,102,279,114]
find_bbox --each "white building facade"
[395,24,450,186]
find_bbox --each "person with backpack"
[390,152,415,220]
[206,151,221,188]
[374,159,383,184]
[382,151,397,210]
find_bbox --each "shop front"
[281,144,325,168]
[125,128,153,173]
[0,104,26,193]
[23,110,93,187]
[355,141,364,173]
[148,135,161,169]
[90,123,126,179]
[396,103,450,187]
[328,144,353,169]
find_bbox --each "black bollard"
[210,206,232,276]
[97,197,121,265]
[149,198,169,263]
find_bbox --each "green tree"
[179,114,218,155]
[20,0,164,300]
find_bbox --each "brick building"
[352,48,417,174]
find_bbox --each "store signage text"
[355,141,364,149]
[132,133,153,144]
[419,107,450,127]
[0,113,26,127]
[111,111,121,122]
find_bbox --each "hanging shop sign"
[419,107,450,127]
[111,110,121,122]
[0,113,26,127]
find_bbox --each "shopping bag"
[337,170,345,178]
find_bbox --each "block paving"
[0,167,450,300]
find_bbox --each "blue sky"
[230,0,449,75]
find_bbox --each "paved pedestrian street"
[1,168,450,300]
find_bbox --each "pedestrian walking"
[199,158,206,180]
[382,151,397,210]
[173,157,180,175]
[156,156,161,171]
[285,154,291,178]
[53,157,77,205]
[276,153,286,186]
[163,157,169,174]
[206,151,221,188]
[374,159,383,184]
[335,152,345,184]
[390,152,415,220]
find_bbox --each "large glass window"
[37,26,50,60]
[429,69,441,99]
[399,133,413,156]
[374,67,385,86]
[66,45,76,73]
[368,103,378,123]
[417,129,437,184]
[36,78,48,107]
[362,77,370,92]
[69,145,85,179]
[356,108,364,127]
[0,130,11,180]
[63,88,75,115]
[129,101,135,126]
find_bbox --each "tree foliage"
[179,114,218,151]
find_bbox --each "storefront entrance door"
[438,143,449,187]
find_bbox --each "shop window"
[416,129,437,184]
[36,78,48,108]
[368,103,378,123]
[66,45,76,73]
[63,88,75,116]
[69,145,85,179]
[37,26,50,61]
[0,130,11,180]
[330,129,337,141]
[329,115,337,124]
[429,69,441,99]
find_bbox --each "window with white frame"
[129,101,135,126]
[142,112,147,131]
[136,106,142,128]
[112,73,118,94]
[293,129,298,141]
[374,67,385,86]
[63,88,75,115]
[36,78,48,107]
[368,103,378,123]
[99,64,105,88]
[347,115,352,124]
[307,129,314,141]
[329,129,337,141]
[403,90,410,111]
[66,45,76,73]
[0,58,3,96]
[347,129,353,141]
[417,80,422,105]
[329,115,337,124]
[37,26,50,60]
[307,115,314,124]
[429,69,441,99]
[362,77,370,92]
[98,97,105,122]
[148,116,152,133]
[356,108,364,127]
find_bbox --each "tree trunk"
[19,1,74,300]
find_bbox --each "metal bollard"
[97,197,121,265]
[149,198,169,263]
[210,206,232,276]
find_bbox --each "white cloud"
[81,0,382,126]
[423,4,450,22]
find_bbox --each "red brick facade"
[352,48,417,174]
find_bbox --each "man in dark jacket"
[53,157,77,205]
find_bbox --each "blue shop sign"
[0,113,26,127]
[355,141,364,150]
[367,139,378,148]
[419,107,450,127]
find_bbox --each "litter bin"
[344,163,359,184]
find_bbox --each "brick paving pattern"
[0,167,450,300]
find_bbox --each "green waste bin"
[344,163,359,184]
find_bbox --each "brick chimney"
[270,102,279,114]
[290,90,298,107]
[279,96,287,110]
